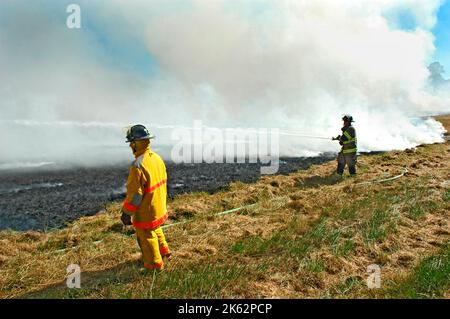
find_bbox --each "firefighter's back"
[133,150,168,228]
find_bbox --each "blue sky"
[388,0,450,76]
[432,0,450,76]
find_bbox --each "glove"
[121,212,132,226]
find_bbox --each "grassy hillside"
[0,118,449,299]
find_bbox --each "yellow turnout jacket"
[122,144,168,229]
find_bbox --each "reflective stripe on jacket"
[122,148,168,229]
[339,125,357,154]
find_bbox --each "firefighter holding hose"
[121,124,171,270]
[333,115,357,176]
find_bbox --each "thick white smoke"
[0,0,448,166]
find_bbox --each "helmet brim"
[125,135,155,143]
[342,116,354,122]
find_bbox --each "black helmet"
[126,125,155,143]
[342,114,354,123]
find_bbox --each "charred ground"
[0,155,334,231]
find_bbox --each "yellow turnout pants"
[135,226,171,269]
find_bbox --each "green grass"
[230,217,354,262]
[232,186,413,259]
[332,238,355,257]
[386,243,450,298]
[362,208,395,245]
[408,206,426,220]
[332,276,364,296]
[230,224,293,257]
[25,261,250,299]
[337,207,358,220]
[303,258,325,273]
[407,200,439,220]
[443,189,450,202]
[152,263,248,298]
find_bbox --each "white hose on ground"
[353,167,408,186]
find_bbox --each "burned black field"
[0,155,334,231]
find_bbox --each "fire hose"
[353,167,408,186]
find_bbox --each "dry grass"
[435,115,450,132]
[0,119,449,299]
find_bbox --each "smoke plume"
[0,0,449,166]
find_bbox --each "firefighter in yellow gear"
[121,124,171,270]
